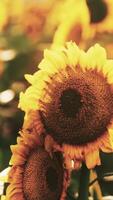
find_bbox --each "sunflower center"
[46,167,58,192]
[86,0,108,23]
[41,68,113,145]
[60,89,82,118]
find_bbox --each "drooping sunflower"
[52,0,90,48]
[6,111,68,200]
[19,42,113,170]
[86,0,113,35]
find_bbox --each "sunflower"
[19,42,113,171]
[0,0,8,31]
[52,0,90,48]
[6,110,69,200]
[86,0,113,35]
[21,2,51,41]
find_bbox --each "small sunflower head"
[19,42,113,147]
[23,148,63,200]
[52,0,90,47]
[6,141,64,200]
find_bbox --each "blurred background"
[0,0,113,199]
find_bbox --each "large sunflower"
[6,110,69,200]
[19,42,113,170]
[52,0,90,48]
[86,0,113,35]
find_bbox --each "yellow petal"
[103,60,113,84]
[10,154,26,165]
[46,49,67,68]
[18,91,39,111]
[101,132,113,153]
[18,92,26,109]
[86,44,106,71]
[38,58,57,74]
[86,46,96,70]
[31,70,50,85]
[94,44,106,69]
[65,42,80,67]
[79,50,87,71]
[24,74,33,84]
[10,144,29,158]
[85,150,101,169]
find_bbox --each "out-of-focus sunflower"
[21,2,51,41]
[45,0,67,34]
[6,111,68,200]
[53,0,90,48]
[0,1,8,31]
[19,42,113,170]
[0,0,25,31]
[86,0,113,35]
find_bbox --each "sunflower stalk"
[78,163,90,200]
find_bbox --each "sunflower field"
[0,0,113,200]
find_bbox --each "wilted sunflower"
[86,0,113,34]
[53,0,90,47]
[6,111,68,200]
[19,42,113,171]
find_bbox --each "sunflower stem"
[78,163,90,200]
